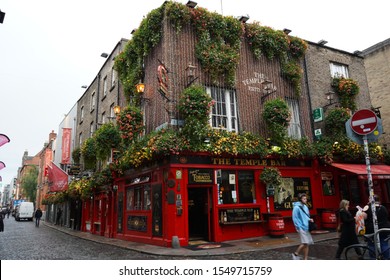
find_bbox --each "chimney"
[49,130,57,142]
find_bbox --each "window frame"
[207,86,238,132]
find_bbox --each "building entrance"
[188,187,212,241]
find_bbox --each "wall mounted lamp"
[136,82,145,93]
[81,85,88,89]
[323,91,338,111]
[131,29,137,35]
[283,28,291,35]
[186,1,197,8]
[113,105,121,115]
[260,79,277,103]
[0,10,5,24]
[186,64,198,87]
[101,53,108,58]
[238,15,250,23]
[318,39,328,46]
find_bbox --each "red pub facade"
[78,2,390,247]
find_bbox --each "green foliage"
[117,105,145,146]
[178,85,214,147]
[245,22,289,60]
[191,7,243,86]
[260,167,282,186]
[94,123,121,160]
[324,108,350,139]
[20,166,38,202]
[262,98,291,144]
[114,5,164,99]
[72,147,81,164]
[332,77,360,110]
[81,137,97,170]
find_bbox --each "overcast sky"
[0,0,389,188]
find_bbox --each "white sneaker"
[292,253,301,260]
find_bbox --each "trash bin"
[268,216,285,237]
[321,210,337,229]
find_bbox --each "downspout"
[303,55,315,142]
[95,73,101,131]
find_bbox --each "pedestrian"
[34,207,43,227]
[335,199,362,259]
[7,207,11,218]
[291,193,314,260]
[55,207,62,225]
[363,195,390,259]
[0,212,4,232]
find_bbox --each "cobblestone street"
[1,217,341,260]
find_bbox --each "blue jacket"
[292,202,310,231]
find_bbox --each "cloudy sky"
[0,0,388,188]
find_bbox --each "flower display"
[260,167,282,186]
[117,105,144,145]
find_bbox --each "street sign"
[350,109,378,135]
[346,118,383,144]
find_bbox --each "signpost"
[347,109,381,258]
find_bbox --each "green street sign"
[313,108,324,122]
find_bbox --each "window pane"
[218,170,237,204]
[238,171,255,203]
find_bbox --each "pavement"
[43,222,338,257]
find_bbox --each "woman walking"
[335,199,361,259]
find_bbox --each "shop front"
[329,163,390,213]
[110,153,326,247]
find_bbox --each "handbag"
[300,206,317,232]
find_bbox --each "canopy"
[331,163,390,179]
[0,134,10,147]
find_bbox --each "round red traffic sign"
[350,109,378,135]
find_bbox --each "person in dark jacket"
[34,208,43,227]
[335,199,362,259]
[0,212,4,232]
[363,195,390,259]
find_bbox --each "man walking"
[34,207,43,227]
[292,193,314,260]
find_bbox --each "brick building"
[363,38,390,147]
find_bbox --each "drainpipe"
[95,73,101,131]
[303,55,315,142]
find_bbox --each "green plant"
[72,147,81,164]
[332,77,359,110]
[262,98,290,144]
[117,105,145,146]
[81,138,97,170]
[324,108,350,139]
[260,167,282,186]
[191,8,243,86]
[94,123,121,160]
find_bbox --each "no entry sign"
[350,109,378,135]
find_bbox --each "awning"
[331,163,390,179]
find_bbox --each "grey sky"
[0,0,388,187]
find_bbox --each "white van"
[15,202,34,221]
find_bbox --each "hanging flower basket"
[260,167,282,186]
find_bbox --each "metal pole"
[363,134,380,258]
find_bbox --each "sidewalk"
[44,222,337,257]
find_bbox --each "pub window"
[330,62,349,78]
[126,185,151,211]
[286,98,302,139]
[238,171,255,203]
[218,170,255,204]
[207,86,238,132]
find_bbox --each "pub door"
[188,187,212,242]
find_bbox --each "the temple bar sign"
[188,169,214,184]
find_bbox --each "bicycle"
[345,228,390,260]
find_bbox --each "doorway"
[188,187,212,241]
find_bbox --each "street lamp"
[113,105,121,115]
[0,10,5,24]
[136,82,145,93]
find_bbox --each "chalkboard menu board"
[219,207,261,224]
